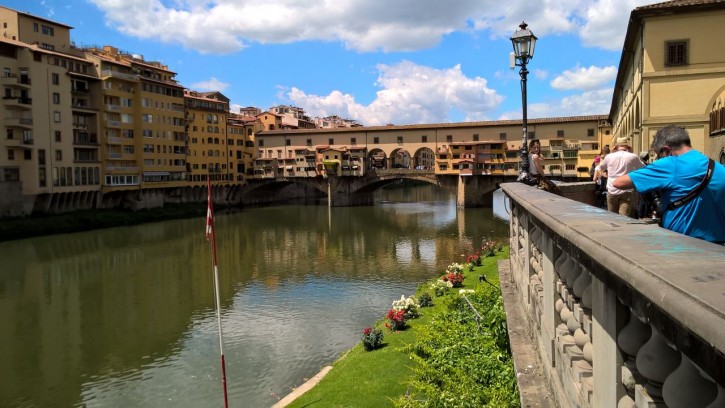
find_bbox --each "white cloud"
[533,69,549,80]
[499,88,613,119]
[88,0,661,54]
[285,61,504,126]
[550,65,617,90]
[189,77,229,92]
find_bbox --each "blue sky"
[6,0,659,125]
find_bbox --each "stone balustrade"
[500,182,724,408]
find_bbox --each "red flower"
[363,327,372,335]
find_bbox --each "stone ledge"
[498,259,555,407]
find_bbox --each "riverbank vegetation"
[286,246,518,407]
[0,203,205,242]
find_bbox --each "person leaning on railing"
[613,125,725,244]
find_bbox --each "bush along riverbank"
[286,245,519,408]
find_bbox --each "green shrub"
[392,286,519,407]
[361,327,384,351]
[418,292,433,307]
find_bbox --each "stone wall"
[501,182,724,408]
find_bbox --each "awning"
[143,171,170,176]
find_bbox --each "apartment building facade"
[610,0,725,162]
[185,90,229,183]
[0,7,102,215]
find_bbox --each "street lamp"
[510,21,537,182]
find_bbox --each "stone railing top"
[501,182,725,355]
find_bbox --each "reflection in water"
[0,186,508,408]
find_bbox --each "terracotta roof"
[0,37,89,63]
[635,0,725,11]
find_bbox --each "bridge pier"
[456,175,501,207]
[326,177,375,206]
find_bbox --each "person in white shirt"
[598,137,645,216]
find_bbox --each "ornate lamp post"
[510,22,537,181]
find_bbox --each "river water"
[0,185,509,408]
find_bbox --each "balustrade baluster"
[635,329,681,400]
[662,355,718,408]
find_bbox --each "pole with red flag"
[206,179,230,408]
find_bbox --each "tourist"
[613,125,725,244]
[599,137,644,216]
[527,140,562,195]
[528,139,545,177]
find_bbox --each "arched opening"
[367,148,387,169]
[390,148,411,169]
[413,147,435,169]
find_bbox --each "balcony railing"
[501,182,724,408]
[100,70,139,82]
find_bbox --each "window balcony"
[1,74,31,88]
[5,117,33,128]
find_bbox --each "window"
[557,130,564,137]
[528,131,535,138]
[40,43,55,51]
[53,111,61,122]
[397,136,403,143]
[373,137,379,144]
[566,164,575,171]
[286,139,291,146]
[24,150,31,160]
[473,134,479,142]
[422,135,427,143]
[55,150,62,161]
[41,25,54,36]
[33,23,38,32]
[499,132,506,140]
[52,92,60,104]
[446,135,453,143]
[258,139,264,147]
[350,137,356,145]
[306,139,312,146]
[665,40,688,66]
[329,138,334,145]
[587,128,595,137]
[7,150,13,160]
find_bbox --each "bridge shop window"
[665,39,688,66]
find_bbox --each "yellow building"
[227,112,260,182]
[0,6,102,215]
[254,115,609,179]
[185,90,230,184]
[610,0,725,162]
[84,45,187,199]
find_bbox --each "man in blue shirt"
[612,125,725,244]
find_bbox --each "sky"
[5,0,661,126]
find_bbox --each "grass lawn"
[287,247,513,408]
